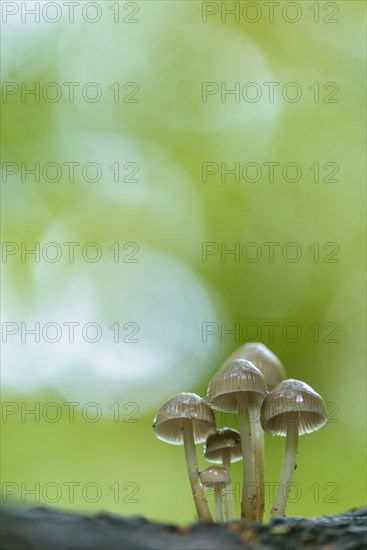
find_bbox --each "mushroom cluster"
[153,342,327,523]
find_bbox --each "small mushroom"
[261,379,327,517]
[208,359,267,521]
[229,342,286,522]
[153,392,216,522]
[199,466,231,523]
[204,428,242,521]
[229,342,286,390]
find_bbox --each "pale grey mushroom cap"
[261,379,327,436]
[229,342,286,390]
[199,466,231,488]
[208,359,267,412]
[153,392,216,445]
[204,428,242,464]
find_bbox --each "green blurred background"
[1,0,366,523]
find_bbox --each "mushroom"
[204,428,242,521]
[199,466,231,523]
[153,392,216,522]
[207,359,267,521]
[229,342,286,390]
[261,379,327,517]
[229,342,286,522]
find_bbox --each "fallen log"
[1,505,366,550]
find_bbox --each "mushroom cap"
[153,392,216,445]
[208,359,267,412]
[261,379,327,436]
[229,342,286,390]
[204,428,242,464]
[199,466,231,487]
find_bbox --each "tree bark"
[1,505,366,550]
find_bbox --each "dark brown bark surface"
[1,506,366,550]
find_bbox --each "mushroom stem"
[222,449,235,521]
[238,395,256,521]
[214,486,223,522]
[271,420,299,517]
[182,420,213,523]
[253,419,265,523]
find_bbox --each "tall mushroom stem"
[271,420,299,517]
[222,449,235,521]
[238,395,256,521]
[182,420,213,523]
[253,418,265,523]
[214,486,223,522]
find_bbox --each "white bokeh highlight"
[2,247,221,411]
